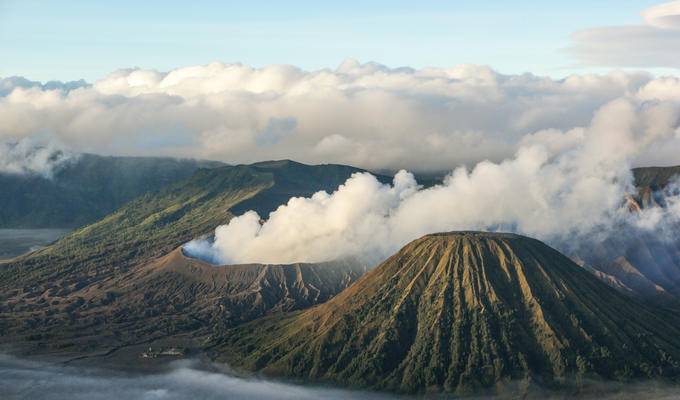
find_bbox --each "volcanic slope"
[0,161,378,357]
[0,247,366,359]
[219,232,680,395]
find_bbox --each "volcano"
[0,247,366,361]
[218,232,680,394]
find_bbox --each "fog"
[3,355,680,400]
[0,138,77,178]
[0,355,396,400]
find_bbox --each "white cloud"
[3,353,680,400]
[570,1,680,69]
[0,138,77,178]
[643,1,680,29]
[185,97,680,264]
[3,62,679,172]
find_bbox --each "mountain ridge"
[217,231,680,394]
[0,160,379,361]
[0,153,225,228]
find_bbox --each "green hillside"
[0,160,375,297]
[0,160,376,361]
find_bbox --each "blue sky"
[0,1,668,81]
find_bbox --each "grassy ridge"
[0,160,370,295]
[0,160,374,357]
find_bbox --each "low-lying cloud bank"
[0,138,78,178]
[2,355,680,400]
[185,97,680,265]
[0,355,393,400]
[3,61,680,171]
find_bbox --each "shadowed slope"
[219,232,680,394]
[131,248,367,330]
[0,247,366,357]
[0,154,224,229]
[633,166,680,192]
[579,166,680,303]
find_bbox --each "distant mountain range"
[0,153,224,228]
[0,156,675,230]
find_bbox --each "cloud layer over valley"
[0,355,393,400]
[4,61,680,172]
[3,355,680,400]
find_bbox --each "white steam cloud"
[0,138,78,178]
[3,63,680,171]
[185,98,680,264]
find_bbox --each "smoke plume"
[185,98,680,265]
